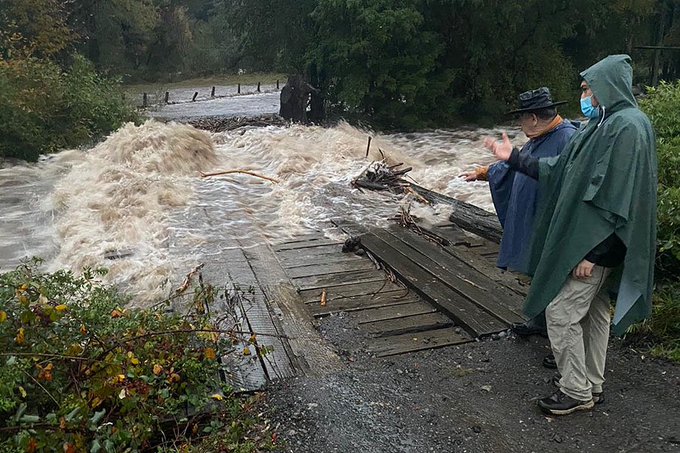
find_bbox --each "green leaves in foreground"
[0,259,273,452]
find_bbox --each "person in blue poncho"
[462,87,577,338]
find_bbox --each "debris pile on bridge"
[352,161,413,193]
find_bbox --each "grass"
[628,281,680,363]
[124,73,286,95]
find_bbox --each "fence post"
[164,91,169,104]
[211,86,215,97]
[257,82,261,93]
[237,83,241,94]
[276,79,280,89]
[143,93,148,107]
[192,92,198,102]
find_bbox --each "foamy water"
[0,120,522,305]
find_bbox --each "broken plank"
[368,328,472,357]
[300,280,404,303]
[357,302,437,324]
[291,269,387,291]
[363,312,453,337]
[380,227,525,324]
[309,293,418,317]
[360,233,507,337]
[286,259,376,279]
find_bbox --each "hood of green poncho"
[580,54,637,114]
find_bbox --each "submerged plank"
[274,239,343,251]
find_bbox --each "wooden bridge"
[194,188,533,391]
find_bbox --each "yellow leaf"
[116,374,126,383]
[18,386,27,398]
[243,347,251,356]
[91,397,103,409]
[210,393,224,401]
[15,328,25,345]
[0,311,7,323]
[55,304,68,312]
[204,348,216,361]
[130,357,140,365]
[153,364,163,376]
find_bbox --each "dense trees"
[2,0,680,147]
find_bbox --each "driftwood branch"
[200,170,280,184]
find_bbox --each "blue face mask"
[580,96,600,119]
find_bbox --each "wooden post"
[276,79,280,89]
[365,136,372,158]
[143,93,148,107]
[192,92,198,102]
[257,82,261,92]
[211,86,215,97]
[238,83,241,94]
[164,91,169,104]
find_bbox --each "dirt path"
[265,314,680,453]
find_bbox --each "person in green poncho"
[485,54,658,416]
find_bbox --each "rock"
[472,425,482,434]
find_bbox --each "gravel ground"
[265,313,680,453]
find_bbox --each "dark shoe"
[512,322,548,338]
[538,391,594,416]
[551,376,605,405]
[542,354,557,369]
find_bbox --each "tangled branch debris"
[352,161,413,193]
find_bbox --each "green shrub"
[0,55,138,162]
[640,81,680,273]
[0,260,271,452]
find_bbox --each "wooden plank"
[299,280,404,303]
[274,239,343,251]
[276,243,345,260]
[360,233,507,336]
[309,293,419,317]
[280,253,362,269]
[367,328,472,357]
[446,244,529,298]
[241,244,342,378]
[286,259,376,278]
[357,302,437,324]
[291,269,387,291]
[379,227,525,324]
[363,312,453,337]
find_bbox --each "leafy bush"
[0,260,272,452]
[640,81,680,272]
[0,55,138,162]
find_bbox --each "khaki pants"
[546,266,612,401]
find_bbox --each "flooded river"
[0,91,522,304]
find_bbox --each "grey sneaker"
[538,391,594,416]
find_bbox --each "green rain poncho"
[524,55,658,335]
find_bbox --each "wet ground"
[265,314,680,453]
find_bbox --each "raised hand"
[483,132,513,161]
